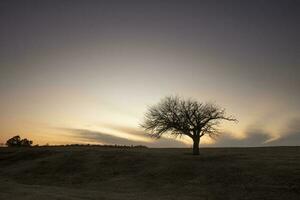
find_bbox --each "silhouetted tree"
[6,135,21,147]
[6,135,33,147]
[20,138,33,147]
[141,96,237,155]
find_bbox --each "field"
[0,146,299,200]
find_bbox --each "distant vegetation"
[42,144,148,148]
[141,96,237,155]
[4,136,147,148]
[6,135,33,147]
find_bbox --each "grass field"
[0,146,299,200]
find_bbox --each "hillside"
[0,146,299,200]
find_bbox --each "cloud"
[99,123,189,147]
[206,118,300,147]
[205,129,271,147]
[64,128,141,146]
[61,127,188,148]
[58,117,300,147]
[269,133,300,146]
[267,119,300,146]
[101,123,148,137]
[150,136,189,148]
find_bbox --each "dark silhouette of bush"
[20,138,33,147]
[6,135,33,147]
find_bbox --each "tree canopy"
[141,96,237,155]
[6,135,33,147]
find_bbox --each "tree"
[6,135,33,147]
[6,135,21,147]
[20,138,33,147]
[141,96,237,155]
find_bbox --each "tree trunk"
[192,137,200,155]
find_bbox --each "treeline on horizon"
[1,135,148,148]
[35,144,148,148]
[1,143,148,149]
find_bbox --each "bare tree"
[141,96,237,155]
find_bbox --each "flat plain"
[0,146,299,200]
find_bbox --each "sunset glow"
[0,0,299,147]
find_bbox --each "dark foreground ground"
[0,146,299,200]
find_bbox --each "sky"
[0,0,299,147]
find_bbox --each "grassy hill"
[0,146,299,199]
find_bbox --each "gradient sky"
[0,0,299,147]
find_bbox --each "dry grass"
[0,146,299,199]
